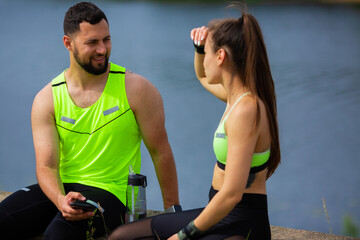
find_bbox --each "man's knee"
[0,210,16,238]
[43,212,110,240]
[44,217,85,240]
[0,210,35,239]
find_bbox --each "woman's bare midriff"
[212,163,267,194]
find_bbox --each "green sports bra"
[213,92,270,173]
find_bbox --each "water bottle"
[125,165,147,223]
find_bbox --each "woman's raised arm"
[191,27,227,102]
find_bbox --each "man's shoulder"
[34,69,66,107]
[50,70,66,86]
[125,69,153,91]
[124,69,162,111]
[37,70,65,100]
[32,82,54,116]
[34,82,53,103]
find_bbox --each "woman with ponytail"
[109,5,280,240]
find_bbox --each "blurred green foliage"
[343,214,359,238]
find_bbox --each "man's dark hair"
[63,2,108,36]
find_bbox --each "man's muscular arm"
[31,83,93,221]
[125,70,180,209]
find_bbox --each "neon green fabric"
[52,63,141,205]
[213,92,270,168]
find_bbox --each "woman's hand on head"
[191,26,208,46]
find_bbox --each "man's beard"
[73,48,109,75]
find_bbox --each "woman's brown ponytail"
[208,7,281,178]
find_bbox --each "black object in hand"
[70,200,97,212]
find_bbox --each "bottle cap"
[128,174,147,187]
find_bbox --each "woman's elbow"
[222,188,243,206]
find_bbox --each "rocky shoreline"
[0,191,356,240]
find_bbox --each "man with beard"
[0,2,180,239]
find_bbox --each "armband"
[177,220,203,240]
[193,43,205,54]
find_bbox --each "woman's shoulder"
[232,94,257,116]
[226,95,255,127]
[227,94,268,129]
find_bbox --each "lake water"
[0,0,359,236]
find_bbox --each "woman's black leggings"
[0,183,126,240]
[109,186,271,240]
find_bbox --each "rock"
[0,191,356,239]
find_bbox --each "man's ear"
[217,48,226,66]
[63,35,72,51]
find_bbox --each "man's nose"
[96,42,107,55]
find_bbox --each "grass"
[322,197,333,234]
[86,202,111,240]
[86,210,96,240]
[322,197,360,238]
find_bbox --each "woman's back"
[212,93,271,195]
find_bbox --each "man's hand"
[58,191,95,221]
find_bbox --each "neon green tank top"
[213,92,270,171]
[52,63,141,204]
